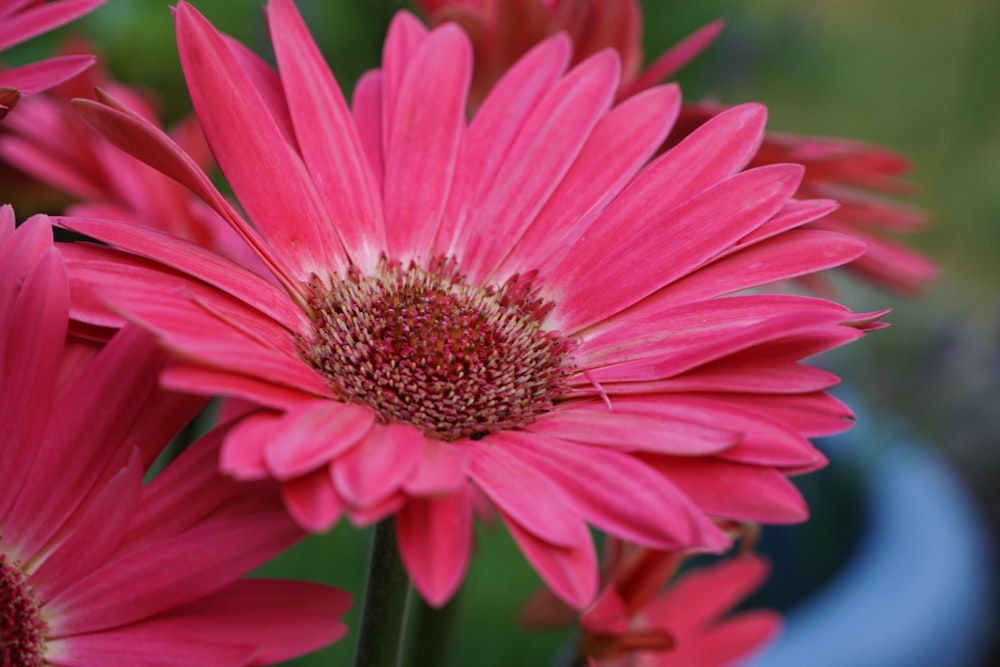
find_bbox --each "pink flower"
[0,41,263,271]
[523,543,780,667]
[59,0,880,609]
[1,206,351,665]
[0,0,104,120]
[415,0,937,295]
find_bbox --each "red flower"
[0,206,351,666]
[59,0,880,609]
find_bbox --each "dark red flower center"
[302,257,572,441]
[1,554,47,667]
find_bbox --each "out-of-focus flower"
[0,40,263,271]
[58,0,880,609]
[0,206,352,666]
[415,0,937,295]
[411,0,722,107]
[0,0,104,119]
[523,542,779,667]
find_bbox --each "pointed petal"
[0,55,95,95]
[648,555,770,632]
[0,249,67,521]
[550,164,803,332]
[176,1,348,278]
[381,11,431,155]
[435,34,570,256]
[495,432,725,550]
[497,84,681,279]
[0,0,104,51]
[268,0,384,269]
[459,50,620,280]
[501,509,597,610]
[351,70,384,189]
[622,19,726,96]
[69,93,300,295]
[49,513,302,635]
[645,456,809,524]
[382,24,470,261]
[528,401,738,455]
[55,216,310,332]
[649,227,865,307]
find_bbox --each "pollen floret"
[303,257,573,441]
[1,554,47,667]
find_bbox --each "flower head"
[59,0,880,609]
[0,0,104,120]
[416,0,937,295]
[0,206,351,665]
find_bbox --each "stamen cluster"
[1,554,47,667]
[303,257,572,441]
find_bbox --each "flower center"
[302,257,572,441]
[1,553,47,667]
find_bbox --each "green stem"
[406,591,461,667]
[354,518,412,667]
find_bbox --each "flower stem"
[406,590,461,667]
[354,518,412,667]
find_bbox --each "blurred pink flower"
[523,542,779,667]
[415,0,937,295]
[0,0,103,119]
[0,206,352,666]
[59,0,880,609]
[0,40,264,271]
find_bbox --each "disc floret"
[1,554,47,667]
[302,257,573,441]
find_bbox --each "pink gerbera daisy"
[1,207,352,666]
[416,0,937,295]
[59,0,881,608]
[0,0,104,120]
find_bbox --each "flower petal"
[501,509,597,610]
[496,83,680,280]
[396,486,473,607]
[176,1,348,279]
[262,401,375,479]
[332,423,424,509]
[268,0,385,269]
[644,456,809,524]
[459,49,620,280]
[383,23,470,262]
[494,432,725,550]
[281,467,343,533]
[550,164,804,332]
[467,440,582,547]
